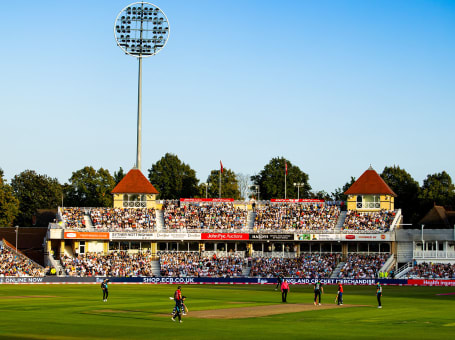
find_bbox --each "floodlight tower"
[114,2,170,170]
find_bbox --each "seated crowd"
[249,254,340,278]
[338,253,389,279]
[159,252,246,277]
[60,251,154,277]
[61,207,86,229]
[0,244,46,277]
[342,210,396,233]
[162,202,247,230]
[254,203,340,231]
[89,208,156,231]
[406,262,455,279]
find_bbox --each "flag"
[285,162,288,175]
[220,160,223,173]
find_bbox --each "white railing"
[379,254,395,273]
[413,250,455,259]
[394,262,412,278]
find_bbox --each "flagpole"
[285,162,287,199]
[219,169,221,198]
[285,172,287,199]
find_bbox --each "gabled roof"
[111,168,159,194]
[344,166,397,197]
[419,205,451,227]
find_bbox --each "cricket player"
[172,286,183,323]
[376,282,382,308]
[101,279,109,302]
[314,279,323,305]
[336,283,343,305]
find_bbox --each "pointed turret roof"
[111,168,159,194]
[344,166,397,197]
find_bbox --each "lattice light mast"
[114,2,170,170]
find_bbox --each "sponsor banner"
[343,234,391,241]
[201,233,249,240]
[295,234,338,241]
[407,279,455,287]
[110,232,156,240]
[250,234,294,241]
[180,198,234,202]
[155,232,201,240]
[64,231,110,240]
[0,277,409,285]
[271,199,325,203]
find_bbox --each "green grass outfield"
[0,284,454,339]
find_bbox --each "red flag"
[285,162,288,175]
[220,160,223,173]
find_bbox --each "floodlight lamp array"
[114,2,169,57]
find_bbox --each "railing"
[413,251,455,259]
[394,262,412,279]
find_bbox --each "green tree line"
[1,157,454,227]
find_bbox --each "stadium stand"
[253,203,341,231]
[60,251,154,277]
[89,207,156,231]
[249,254,340,278]
[341,210,396,233]
[0,241,47,277]
[338,253,389,279]
[162,202,247,231]
[159,251,246,277]
[406,262,455,279]
[61,207,86,229]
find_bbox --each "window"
[123,193,147,208]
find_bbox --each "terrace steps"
[151,259,161,277]
[156,210,165,231]
[330,261,345,278]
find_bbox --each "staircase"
[242,265,251,277]
[394,262,413,279]
[155,210,165,231]
[335,211,347,231]
[83,213,94,230]
[247,211,256,231]
[330,261,345,278]
[47,254,65,276]
[151,259,161,277]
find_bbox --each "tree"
[251,157,310,200]
[0,169,19,227]
[332,177,357,201]
[113,167,126,185]
[64,166,115,207]
[206,168,241,199]
[309,190,332,201]
[236,173,251,200]
[148,153,199,199]
[381,166,420,223]
[419,171,455,214]
[11,170,62,226]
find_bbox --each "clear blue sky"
[1,0,454,194]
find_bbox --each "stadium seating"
[338,253,389,279]
[0,243,46,277]
[159,251,246,277]
[162,202,247,231]
[249,254,340,278]
[89,207,156,231]
[61,207,86,229]
[253,203,340,231]
[60,251,154,277]
[406,262,455,279]
[341,210,396,233]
